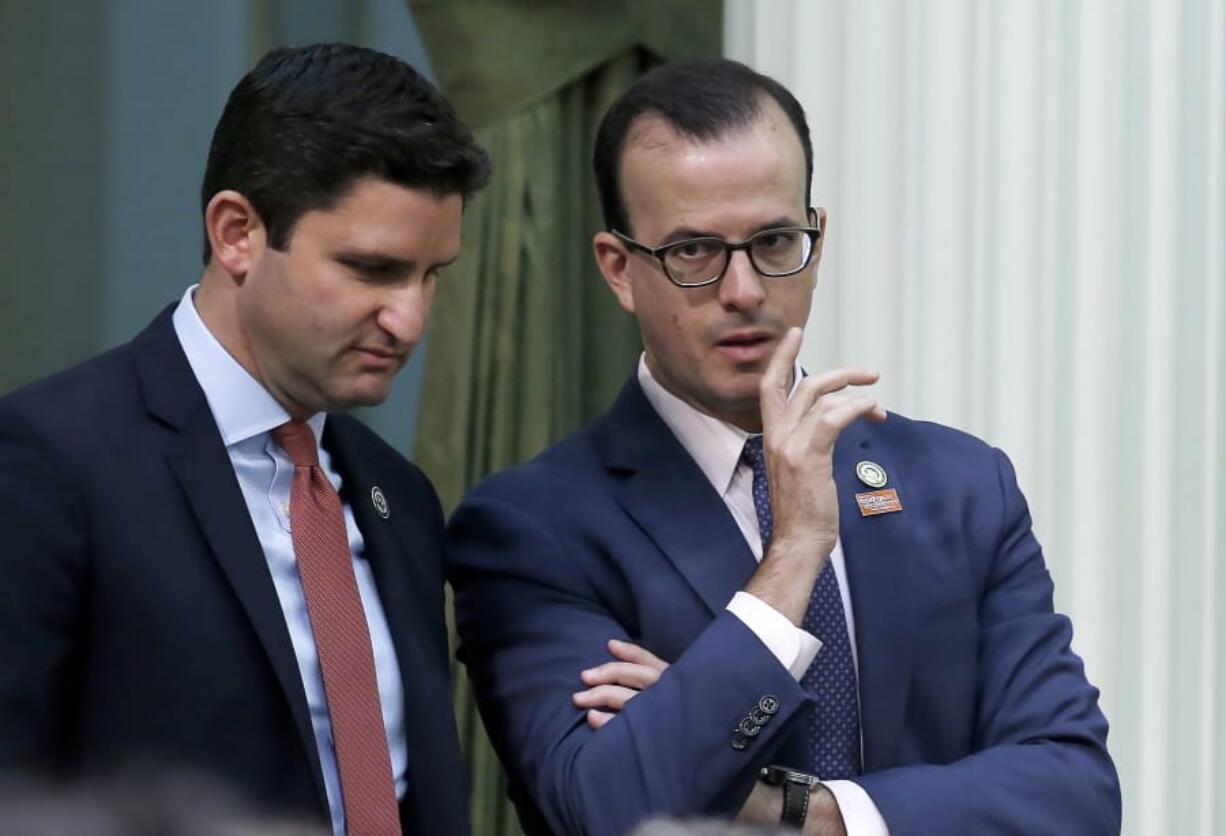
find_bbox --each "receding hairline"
[620,93,800,164]
[613,96,808,234]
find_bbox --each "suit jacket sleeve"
[854,449,1121,835]
[0,401,88,771]
[448,489,812,836]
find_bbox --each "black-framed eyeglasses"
[611,217,822,288]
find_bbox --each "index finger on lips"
[760,327,803,434]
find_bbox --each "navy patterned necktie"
[742,436,862,779]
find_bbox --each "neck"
[194,268,257,378]
[193,270,314,422]
[643,353,766,434]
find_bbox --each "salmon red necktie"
[273,420,402,836]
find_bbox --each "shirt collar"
[171,284,326,448]
[637,353,803,497]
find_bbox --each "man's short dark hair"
[200,42,490,263]
[593,57,813,237]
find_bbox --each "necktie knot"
[273,421,319,468]
[741,435,767,473]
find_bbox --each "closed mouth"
[354,347,405,365]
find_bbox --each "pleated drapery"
[411,4,723,832]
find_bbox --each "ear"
[204,190,266,280]
[593,231,637,314]
[810,206,828,268]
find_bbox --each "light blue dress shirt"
[172,286,407,836]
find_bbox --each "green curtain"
[410,4,722,833]
[413,52,648,513]
[410,0,723,131]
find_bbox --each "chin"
[710,376,761,405]
[698,388,760,425]
[323,381,394,411]
[352,388,394,409]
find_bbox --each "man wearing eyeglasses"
[447,58,1119,836]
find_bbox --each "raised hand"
[746,327,886,625]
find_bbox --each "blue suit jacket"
[448,374,1120,836]
[0,309,469,836]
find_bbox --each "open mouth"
[715,331,775,362]
[717,332,771,347]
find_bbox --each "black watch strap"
[780,776,811,829]
[760,765,821,830]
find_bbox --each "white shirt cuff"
[726,591,821,679]
[824,780,890,836]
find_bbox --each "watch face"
[761,765,820,786]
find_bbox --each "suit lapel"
[600,377,758,618]
[834,420,916,771]
[132,309,327,809]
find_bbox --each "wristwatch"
[760,764,822,829]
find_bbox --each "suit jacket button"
[758,695,780,715]
[731,730,749,750]
[737,717,761,737]
[749,708,771,725]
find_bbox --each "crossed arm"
[576,640,848,836]
[570,450,1122,836]
[451,332,1119,835]
[451,332,884,835]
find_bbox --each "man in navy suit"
[447,58,1119,835]
[0,44,488,836]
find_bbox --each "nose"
[376,281,431,347]
[717,249,765,312]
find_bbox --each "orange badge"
[855,489,903,517]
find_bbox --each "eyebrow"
[656,216,806,245]
[335,251,460,273]
[336,251,413,272]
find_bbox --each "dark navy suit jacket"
[0,309,468,836]
[448,374,1120,836]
